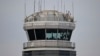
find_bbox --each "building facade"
[23,10,76,56]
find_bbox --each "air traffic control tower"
[23,10,76,56]
[23,0,76,56]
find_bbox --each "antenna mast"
[34,0,36,13]
[72,0,74,17]
[44,0,45,10]
[38,0,41,11]
[24,0,27,18]
[54,0,56,11]
[63,0,66,13]
[61,0,62,12]
[57,0,59,11]
[40,0,42,11]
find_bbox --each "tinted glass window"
[58,29,67,40]
[58,29,72,40]
[27,29,72,41]
[46,29,57,40]
[23,50,76,56]
[35,29,45,40]
[27,29,35,40]
[67,29,72,40]
[23,51,32,56]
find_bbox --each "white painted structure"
[23,10,76,56]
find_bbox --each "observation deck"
[24,10,75,41]
[23,10,76,56]
[23,40,75,49]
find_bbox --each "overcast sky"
[0,0,100,56]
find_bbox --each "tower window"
[35,29,45,40]
[46,29,57,40]
[27,29,35,40]
[23,51,32,56]
[27,29,72,41]
[67,29,72,40]
[58,29,67,40]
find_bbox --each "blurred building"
[23,10,76,56]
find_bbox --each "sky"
[0,0,100,56]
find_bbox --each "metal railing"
[23,40,75,49]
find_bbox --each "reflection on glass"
[46,33,52,39]
[58,29,68,40]
[46,29,57,40]
[27,29,73,41]
[46,29,72,40]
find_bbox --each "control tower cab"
[24,10,75,41]
[23,10,76,56]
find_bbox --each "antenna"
[55,0,57,11]
[53,5,55,21]
[34,0,36,13]
[57,0,59,11]
[38,0,41,11]
[38,0,42,11]
[61,0,62,12]
[72,0,74,17]
[43,0,45,10]
[24,0,27,18]
[38,0,39,11]
[40,0,42,11]
[54,0,56,11]
[63,0,66,13]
